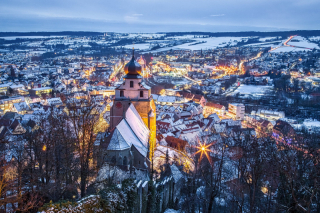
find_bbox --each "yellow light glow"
[261,187,268,194]
[42,145,47,151]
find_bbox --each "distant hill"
[0,31,104,37]
[164,30,320,37]
[1,30,320,38]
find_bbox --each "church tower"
[110,49,156,160]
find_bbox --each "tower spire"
[132,47,135,60]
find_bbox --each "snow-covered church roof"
[125,104,150,148]
[107,104,149,157]
[107,127,131,150]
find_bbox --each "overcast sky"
[1,0,319,32]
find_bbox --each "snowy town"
[1,31,320,212]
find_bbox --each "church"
[98,50,156,170]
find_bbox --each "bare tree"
[67,99,100,197]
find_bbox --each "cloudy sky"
[1,0,319,32]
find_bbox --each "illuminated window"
[120,91,124,97]
[140,91,143,97]
[130,81,134,88]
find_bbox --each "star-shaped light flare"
[192,140,215,166]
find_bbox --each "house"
[245,114,274,135]
[29,87,52,96]
[46,97,63,106]
[165,136,188,151]
[0,96,25,111]
[193,94,207,107]
[273,120,296,142]
[12,102,31,115]
[203,102,226,117]
[228,103,245,120]
[8,119,26,135]
[157,121,173,133]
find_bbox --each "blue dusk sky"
[0,0,319,32]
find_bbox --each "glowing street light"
[192,140,215,166]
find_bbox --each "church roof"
[125,104,150,148]
[107,128,131,150]
[107,104,149,157]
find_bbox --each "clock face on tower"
[115,102,122,109]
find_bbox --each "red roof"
[165,136,188,150]
[205,102,224,109]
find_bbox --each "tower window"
[130,81,134,88]
[120,91,124,97]
[140,91,143,97]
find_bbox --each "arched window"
[123,156,128,165]
[140,91,143,97]
[120,91,124,97]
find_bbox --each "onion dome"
[124,48,142,75]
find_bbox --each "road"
[109,64,123,81]
[269,35,314,52]
[238,51,263,74]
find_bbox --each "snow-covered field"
[166,35,198,40]
[309,36,320,42]
[174,37,248,50]
[271,45,317,53]
[230,85,273,96]
[288,36,319,49]
[123,43,150,50]
[259,37,277,42]
[271,46,303,53]
[147,37,249,52]
[244,40,284,48]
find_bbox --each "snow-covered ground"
[288,36,319,49]
[271,46,311,53]
[230,85,273,96]
[259,37,277,42]
[244,40,284,48]
[309,36,320,42]
[147,37,249,52]
[166,35,198,40]
[123,43,150,50]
